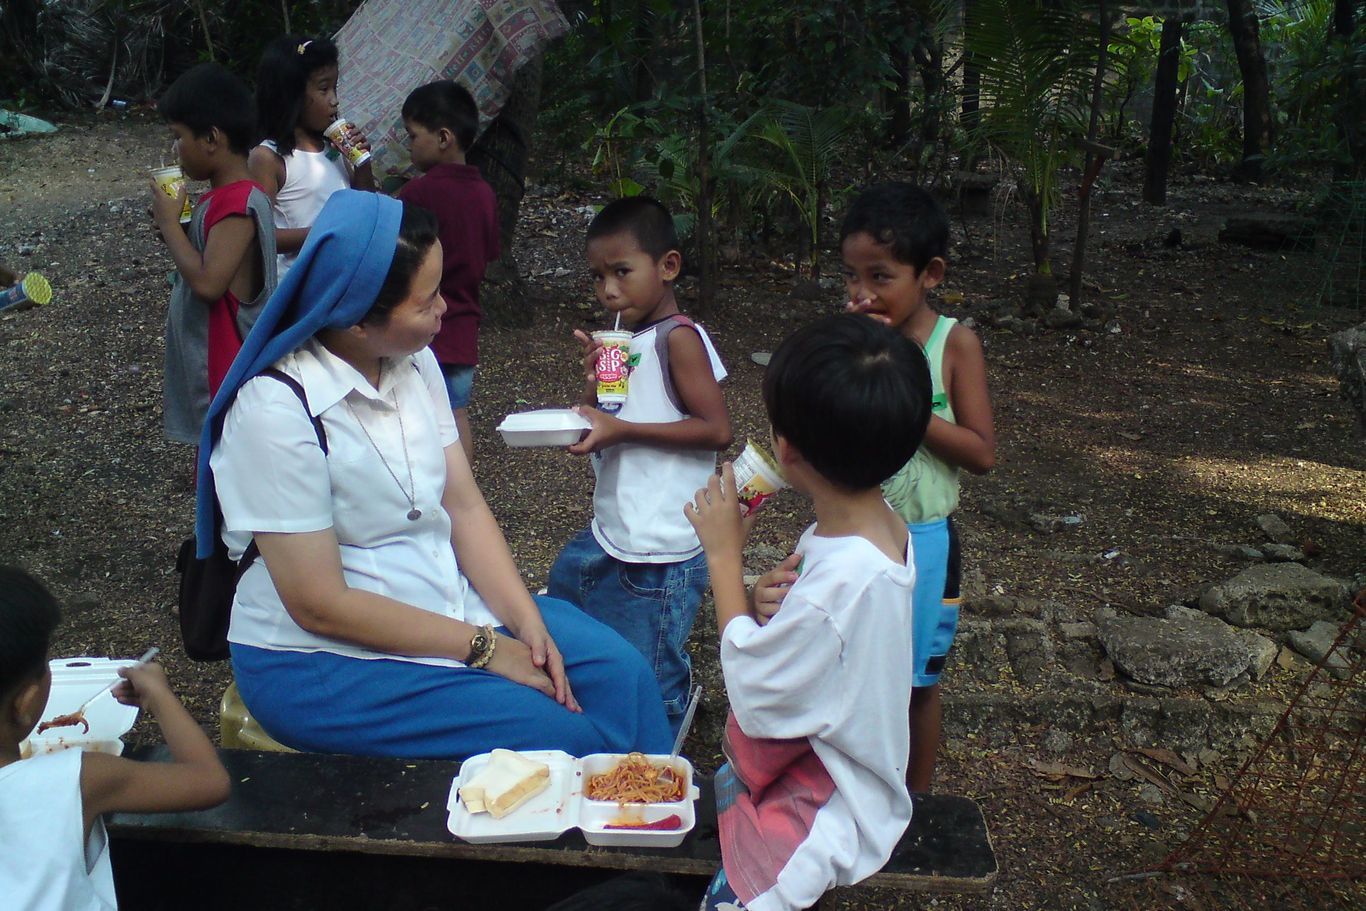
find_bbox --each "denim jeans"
[548,527,708,733]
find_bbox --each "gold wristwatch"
[467,624,497,669]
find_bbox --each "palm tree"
[965,0,1102,298]
[748,100,860,278]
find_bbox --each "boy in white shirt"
[0,567,230,911]
[685,314,932,911]
[548,196,732,735]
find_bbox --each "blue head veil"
[193,189,404,557]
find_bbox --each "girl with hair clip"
[249,35,374,281]
[196,190,672,760]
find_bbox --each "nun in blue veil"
[196,190,671,758]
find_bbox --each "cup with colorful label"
[150,165,192,224]
[732,440,787,516]
[324,118,372,168]
[0,272,53,312]
[591,330,634,414]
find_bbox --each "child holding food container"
[152,63,277,445]
[547,196,732,737]
[0,566,230,909]
[249,35,374,283]
[685,315,932,911]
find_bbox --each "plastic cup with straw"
[591,311,633,414]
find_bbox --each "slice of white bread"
[459,749,551,819]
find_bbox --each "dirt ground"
[0,113,1362,910]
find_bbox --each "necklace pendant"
[407,507,423,521]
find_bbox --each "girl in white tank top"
[249,35,374,281]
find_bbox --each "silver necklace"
[346,366,422,521]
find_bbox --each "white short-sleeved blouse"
[210,338,498,665]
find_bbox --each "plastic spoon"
[661,685,702,783]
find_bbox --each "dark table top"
[109,747,996,892]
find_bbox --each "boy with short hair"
[548,196,732,735]
[396,80,500,467]
[841,181,996,792]
[0,565,231,908]
[153,62,277,446]
[686,314,932,911]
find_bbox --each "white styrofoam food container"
[446,751,698,847]
[19,657,141,758]
[496,409,591,448]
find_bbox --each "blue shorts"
[440,363,476,410]
[909,516,961,689]
[547,527,708,736]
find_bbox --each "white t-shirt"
[590,317,727,563]
[211,339,498,665]
[257,140,351,281]
[717,525,916,911]
[0,750,117,911]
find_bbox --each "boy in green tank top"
[840,182,996,792]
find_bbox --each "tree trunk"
[691,0,716,314]
[468,53,544,329]
[1069,0,1110,308]
[960,0,982,165]
[1225,0,1273,180]
[631,0,655,103]
[913,31,944,152]
[1330,0,1363,178]
[1021,183,1050,277]
[1143,16,1183,205]
[886,40,913,148]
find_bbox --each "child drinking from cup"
[0,566,230,908]
[152,63,277,445]
[686,315,932,911]
[548,196,732,737]
[249,35,374,282]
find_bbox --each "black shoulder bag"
[176,368,329,661]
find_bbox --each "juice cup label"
[732,440,787,516]
[151,166,192,223]
[324,118,373,168]
[592,331,634,413]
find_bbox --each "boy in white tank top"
[547,197,732,735]
[0,567,230,910]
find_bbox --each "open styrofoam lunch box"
[446,750,700,847]
[496,409,592,448]
[19,657,141,758]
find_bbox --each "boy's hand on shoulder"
[566,405,620,455]
[149,177,187,230]
[685,463,747,559]
[752,553,800,626]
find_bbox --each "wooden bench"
[108,747,997,909]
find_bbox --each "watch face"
[471,633,488,651]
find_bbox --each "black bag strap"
[234,367,329,579]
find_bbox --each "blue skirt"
[231,596,673,760]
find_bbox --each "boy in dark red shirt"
[152,63,277,445]
[396,80,501,466]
